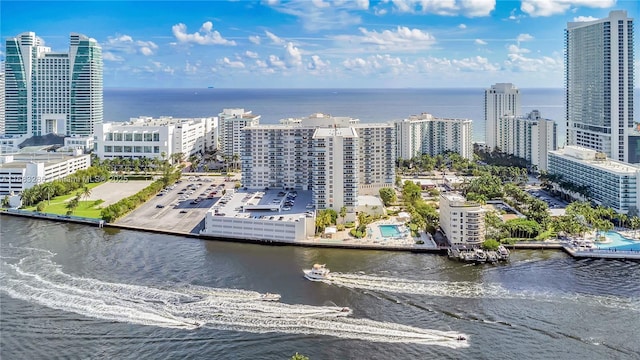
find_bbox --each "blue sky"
[1,0,638,88]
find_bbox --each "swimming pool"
[379,225,402,237]
[598,231,640,251]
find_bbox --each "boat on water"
[260,292,281,301]
[303,264,331,281]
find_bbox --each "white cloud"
[506,8,525,22]
[355,0,370,10]
[172,21,236,46]
[312,0,330,8]
[265,31,285,45]
[264,0,363,31]
[104,34,159,56]
[268,55,287,69]
[102,51,124,62]
[245,50,259,58]
[453,56,500,71]
[249,35,261,45]
[284,42,303,67]
[458,23,467,29]
[184,60,198,74]
[306,55,330,72]
[507,44,531,54]
[573,15,598,22]
[335,26,436,52]
[389,0,496,17]
[221,57,246,69]
[475,39,487,45]
[504,52,563,72]
[342,54,406,75]
[516,33,534,43]
[520,0,615,17]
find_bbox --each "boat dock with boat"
[447,245,510,263]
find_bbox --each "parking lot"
[116,176,234,234]
[526,187,567,215]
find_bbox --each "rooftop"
[0,152,88,169]
[550,146,640,174]
[208,189,315,222]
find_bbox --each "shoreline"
[3,210,640,260]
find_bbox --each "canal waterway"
[1,216,639,359]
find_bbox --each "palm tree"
[81,186,92,201]
[631,216,640,238]
[41,182,54,205]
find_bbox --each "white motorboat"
[260,292,281,302]
[303,263,331,281]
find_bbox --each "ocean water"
[103,88,572,144]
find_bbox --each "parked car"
[156,204,165,208]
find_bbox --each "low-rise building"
[548,145,640,214]
[0,149,90,195]
[94,116,218,161]
[64,135,94,153]
[200,189,315,242]
[439,193,485,246]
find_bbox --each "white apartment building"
[4,32,102,138]
[312,127,359,213]
[484,83,521,151]
[95,116,218,161]
[395,113,473,161]
[0,70,5,135]
[241,113,395,213]
[219,108,260,160]
[0,150,90,195]
[497,110,557,171]
[565,11,634,162]
[548,145,640,214]
[439,193,485,247]
[63,135,94,153]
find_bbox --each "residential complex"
[484,83,521,151]
[0,69,5,135]
[548,145,640,214]
[395,113,473,161]
[241,113,395,214]
[439,193,485,246]
[565,11,635,162]
[219,108,260,161]
[95,116,218,161]
[0,149,90,195]
[497,110,557,171]
[4,32,103,138]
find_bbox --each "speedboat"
[260,292,281,302]
[334,307,352,317]
[456,335,467,341]
[303,263,331,281]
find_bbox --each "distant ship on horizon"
[207,86,215,89]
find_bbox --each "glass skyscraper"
[4,32,102,137]
[565,10,634,162]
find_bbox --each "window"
[153,133,160,141]
[144,133,153,141]
[124,133,133,141]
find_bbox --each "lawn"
[25,182,105,219]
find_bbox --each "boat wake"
[0,246,468,348]
[325,273,640,312]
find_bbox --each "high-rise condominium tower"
[4,32,103,137]
[484,83,521,151]
[565,10,634,162]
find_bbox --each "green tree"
[81,185,92,201]
[481,239,500,251]
[339,206,347,224]
[401,181,421,205]
[379,187,397,206]
[1,195,9,208]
